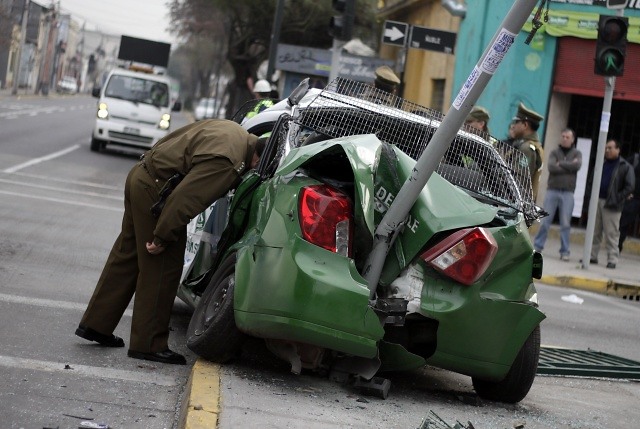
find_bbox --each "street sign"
[409,25,457,54]
[606,0,629,9]
[382,20,409,47]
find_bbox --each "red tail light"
[420,227,498,285]
[298,185,353,257]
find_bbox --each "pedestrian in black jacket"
[619,152,640,252]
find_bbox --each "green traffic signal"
[594,15,628,77]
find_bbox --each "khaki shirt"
[145,119,258,243]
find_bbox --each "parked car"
[194,97,224,121]
[178,78,545,403]
[57,76,78,94]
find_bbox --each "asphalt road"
[2,95,639,429]
[0,94,193,429]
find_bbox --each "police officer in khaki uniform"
[510,102,545,200]
[464,106,491,136]
[76,119,265,365]
[374,65,400,94]
[362,66,401,105]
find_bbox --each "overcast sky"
[35,0,175,44]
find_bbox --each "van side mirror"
[172,101,182,112]
[91,86,101,98]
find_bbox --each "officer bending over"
[76,119,266,365]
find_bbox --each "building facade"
[453,0,640,215]
[377,0,462,112]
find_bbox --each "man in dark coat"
[619,152,640,252]
[589,139,635,269]
[76,119,265,364]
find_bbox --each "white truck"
[90,67,181,152]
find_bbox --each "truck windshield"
[105,75,169,107]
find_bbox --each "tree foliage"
[168,0,378,117]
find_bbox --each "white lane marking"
[0,189,122,212]
[6,171,122,191]
[0,355,179,386]
[3,145,81,173]
[0,293,132,317]
[0,178,122,200]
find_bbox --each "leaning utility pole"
[363,0,542,296]
[11,0,29,95]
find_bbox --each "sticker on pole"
[480,28,516,75]
[453,66,481,110]
[600,111,611,132]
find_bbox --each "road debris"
[79,422,109,429]
[417,410,475,429]
[561,294,584,304]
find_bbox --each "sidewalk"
[530,224,640,299]
[0,86,58,100]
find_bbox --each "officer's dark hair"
[525,119,540,132]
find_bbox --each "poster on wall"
[573,137,592,218]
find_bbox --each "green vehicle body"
[183,131,544,382]
[179,77,547,403]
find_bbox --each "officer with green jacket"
[76,119,265,365]
[509,102,545,200]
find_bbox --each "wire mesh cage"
[292,78,539,223]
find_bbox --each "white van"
[91,68,181,152]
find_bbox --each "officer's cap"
[513,102,544,126]
[374,66,400,86]
[466,106,490,123]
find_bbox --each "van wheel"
[186,255,245,363]
[90,137,105,152]
[472,325,540,403]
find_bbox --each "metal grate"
[537,346,640,379]
[293,78,539,223]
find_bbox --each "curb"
[179,359,221,429]
[528,224,640,256]
[541,274,640,300]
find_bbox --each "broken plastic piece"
[79,422,109,429]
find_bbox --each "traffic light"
[329,0,355,41]
[594,15,628,77]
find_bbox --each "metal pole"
[581,77,614,269]
[266,0,285,85]
[363,0,541,297]
[329,38,345,82]
[11,0,29,95]
[581,7,624,269]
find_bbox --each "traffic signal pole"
[581,7,624,270]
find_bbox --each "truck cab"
[90,67,181,152]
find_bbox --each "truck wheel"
[472,325,540,403]
[90,137,105,152]
[186,255,245,363]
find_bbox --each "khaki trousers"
[591,198,622,265]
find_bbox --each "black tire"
[90,137,105,152]
[472,325,540,403]
[186,255,246,363]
